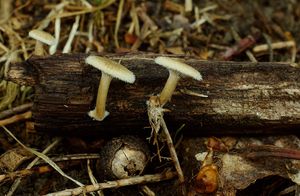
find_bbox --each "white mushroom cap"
[29,29,55,46]
[86,56,135,83]
[155,56,202,81]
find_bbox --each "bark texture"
[7,53,300,135]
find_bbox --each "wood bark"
[7,53,300,135]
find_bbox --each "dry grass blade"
[114,0,124,48]
[37,2,68,30]
[55,0,116,19]
[185,0,193,12]
[0,0,13,24]
[1,126,84,187]
[87,159,103,196]
[129,2,140,36]
[0,81,19,111]
[63,15,80,53]
[49,11,62,55]
[0,42,9,52]
[6,138,61,196]
[85,20,94,53]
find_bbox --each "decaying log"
[7,53,300,135]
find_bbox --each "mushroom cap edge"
[29,29,55,46]
[85,55,135,84]
[155,56,202,81]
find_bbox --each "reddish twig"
[221,35,257,60]
[245,145,300,160]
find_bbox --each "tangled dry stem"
[146,95,185,193]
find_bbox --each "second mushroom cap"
[155,57,202,80]
[154,56,202,105]
[86,56,135,84]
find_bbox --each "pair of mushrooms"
[86,55,202,121]
[27,30,202,121]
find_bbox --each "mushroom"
[29,29,55,56]
[85,55,135,121]
[154,56,202,105]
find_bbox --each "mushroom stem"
[34,40,44,56]
[159,70,180,105]
[90,73,112,121]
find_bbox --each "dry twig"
[253,41,295,53]
[0,103,32,119]
[0,111,32,126]
[245,145,300,160]
[160,117,185,184]
[147,96,185,193]
[45,171,177,196]
[87,159,103,196]
[36,153,101,164]
[1,153,101,185]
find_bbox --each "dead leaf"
[0,147,32,172]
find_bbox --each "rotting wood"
[7,53,300,135]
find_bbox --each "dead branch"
[0,111,32,126]
[45,171,177,196]
[0,103,33,119]
[7,53,300,135]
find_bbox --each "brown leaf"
[0,147,32,172]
